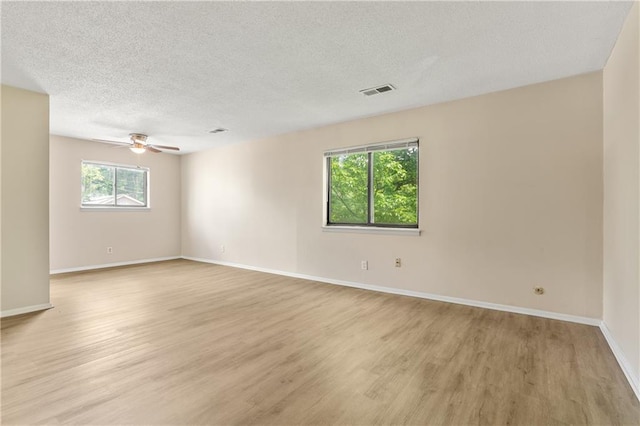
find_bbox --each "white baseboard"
[50,256,181,274]
[1,303,53,318]
[599,322,640,401]
[182,256,600,326]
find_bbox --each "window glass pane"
[116,168,147,206]
[81,163,114,205]
[329,153,368,224]
[373,148,418,225]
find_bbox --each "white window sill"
[80,207,151,212]
[322,225,421,236]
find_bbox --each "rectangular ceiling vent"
[360,84,396,96]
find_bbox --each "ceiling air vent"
[360,84,396,96]
[209,128,228,134]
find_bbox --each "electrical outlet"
[107,247,113,254]
[361,260,368,270]
[534,286,544,295]
[395,258,401,267]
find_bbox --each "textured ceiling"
[1,1,633,154]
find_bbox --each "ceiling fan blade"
[146,146,162,153]
[92,138,131,146]
[148,144,180,151]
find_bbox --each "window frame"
[324,138,419,231]
[80,160,150,209]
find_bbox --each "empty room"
[1,1,639,425]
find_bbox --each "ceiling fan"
[92,133,180,154]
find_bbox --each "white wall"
[182,72,604,320]
[50,136,181,271]
[603,1,640,394]
[1,85,51,315]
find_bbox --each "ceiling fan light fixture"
[129,134,147,153]
[93,133,178,153]
[130,146,146,154]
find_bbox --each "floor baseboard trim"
[599,322,640,401]
[1,303,53,318]
[50,256,181,275]
[182,256,601,327]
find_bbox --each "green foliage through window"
[327,142,418,227]
[82,162,148,207]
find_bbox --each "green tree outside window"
[82,162,148,207]
[328,144,418,227]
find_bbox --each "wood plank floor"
[1,259,638,425]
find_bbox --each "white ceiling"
[1,1,632,154]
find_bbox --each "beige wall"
[1,85,50,313]
[603,1,640,389]
[50,136,181,271]
[182,72,604,319]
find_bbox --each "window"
[325,138,418,228]
[81,162,149,208]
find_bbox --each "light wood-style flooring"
[2,259,638,425]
